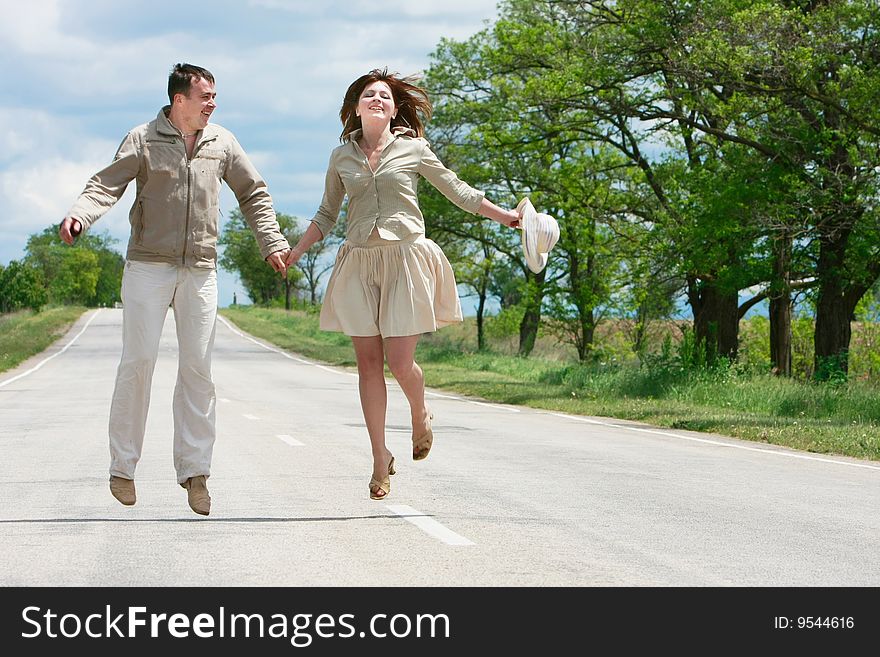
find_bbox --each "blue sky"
[0,0,502,308]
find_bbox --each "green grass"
[222,306,357,366]
[0,306,88,373]
[220,306,880,461]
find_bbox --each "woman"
[285,68,519,500]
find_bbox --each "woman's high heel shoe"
[412,410,434,461]
[369,475,390,500]
[369,454,395,500]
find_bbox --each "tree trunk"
[814,233,852,378]
[811,202,869,379]
[518,304,541,357]
[814,287,853,380]
[518,272,545,357]
[576,313,596,362]
[687,277,739,362]
[476,285,487,351]
[769,232,792,376]
[769,296,792,376]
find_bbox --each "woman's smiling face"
[358,81,396,123]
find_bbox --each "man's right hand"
[59,217,82,245]
[265,249,288,275]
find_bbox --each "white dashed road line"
[276,434,305,447]
[386,504,475,546]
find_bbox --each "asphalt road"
[1,308,878,586]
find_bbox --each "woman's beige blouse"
[310,129,485,244]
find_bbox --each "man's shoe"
[109,476,136,506]
[181,475,211,516]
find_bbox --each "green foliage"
[737,315,772,372]
[426,21,636,357]
[851,286,880,377]
[434,0,880,375]
[0,260,47,312]
[24,226,123,306]
[218,210,303,305]
[484,304,525,340]
[90,245,125,307]
[0,306,86,373]
[791,316,817,379]
[49,248,100,304]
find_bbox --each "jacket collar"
[156,106,217,144]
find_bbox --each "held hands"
[266,249,290,275]
[267,247,307,276]
[59,217,82,245]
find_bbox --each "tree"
[0,260,47,313]
[423,46,538,353]
[90,245,125,307]
[218,210,303,306]
[443,234,498,351]
[419,182,513,351]
[482,0,771,362]
[670,0,880,377]
[293,213,345,306]
[427,27,630,358]
[49,249,100,305]
[25,226,123,306]
[474,0,880,379]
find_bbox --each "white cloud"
[0,0,66,52]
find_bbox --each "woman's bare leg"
[351,336,394,491]
[384,335,431,445]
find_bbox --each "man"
[59,63,290,516]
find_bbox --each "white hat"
[517,197,559,274]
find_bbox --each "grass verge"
[0,306,88,374]
[221,306,880,462]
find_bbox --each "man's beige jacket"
[68,107,289,268]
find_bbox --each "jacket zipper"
[183,160,192,265]
[182,137,196,266]
[180,134,215,265]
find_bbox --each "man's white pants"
[109,261,218,484]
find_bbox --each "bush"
[0,260,47,312]
[484,305,524,340]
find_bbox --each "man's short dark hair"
[168,63,215,104]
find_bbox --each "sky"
[0,0,502,308]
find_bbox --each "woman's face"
[358,81,396,124]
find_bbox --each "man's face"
[176,76,216,132]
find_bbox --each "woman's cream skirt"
[319,233,463,337]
